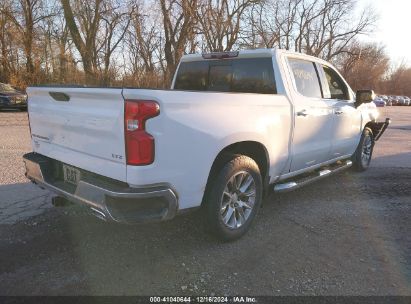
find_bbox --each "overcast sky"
[359,0,410,65]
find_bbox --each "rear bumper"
[23,152,178,224]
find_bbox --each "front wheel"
[203,155,263,241]
[352,127,374,172]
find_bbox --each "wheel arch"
[202,141,270,205]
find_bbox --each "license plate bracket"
[62,164,81,185]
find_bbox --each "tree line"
[0,0,410,96]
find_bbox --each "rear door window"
[288,58,322,98]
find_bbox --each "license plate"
[63,164,80,185]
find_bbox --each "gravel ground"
[0,111,31,185]
[0,107,410,295]
[0,111,52,224]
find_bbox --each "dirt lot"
[0,107,410,295]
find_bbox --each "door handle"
[335,110,344,115]
[296,110,308,117]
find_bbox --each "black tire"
[203,155,263,241]
[352,127,374,172]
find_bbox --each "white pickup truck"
[23,49,389,240]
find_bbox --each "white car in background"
[380,95,391,106]
[373,97,386,107]
[397,96,409,106]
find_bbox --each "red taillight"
[125,100,160,165]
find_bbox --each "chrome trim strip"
[274,160,352,193]
[319,169,331,176]
[278,154,352,181]
[273,182,297,192]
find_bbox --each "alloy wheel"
[220,171,256,229]
[361,134,373,167]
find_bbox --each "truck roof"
[180,48,332,67]
[180,49,276,62]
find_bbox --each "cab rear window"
[174,58,277,94]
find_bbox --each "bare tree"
[197,0,258,52]
[61,0,104,82]
[243,0,375,61]
[49,10,71,82]
[386,62,411,96]
[159,0,198,80]
[242,1,280,48]
[0,0,407,95]
[98,0,133,84]
[337,42,389,91]
[304,0,376,60]
[129,4,161,72]
[3,0,52,81]
[0,0,14,82]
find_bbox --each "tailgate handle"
[49,92,70,102]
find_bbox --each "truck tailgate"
[27,87,127,182]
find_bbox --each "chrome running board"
[273,160,352,193]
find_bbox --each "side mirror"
[355,90,375,108]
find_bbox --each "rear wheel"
[352,127,374,172]
[203,155,263,241]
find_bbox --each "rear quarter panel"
[122,89,292,209]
